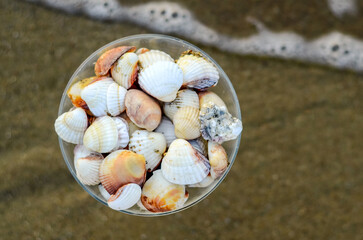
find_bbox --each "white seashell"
[163,89,199,120]
[112,117,130,149]
[154,117,176,147]
[188,137,208,157]
[188,175,214,188]
[98,184,111,200]
[161,139,210,185]
[81,78,114,117]
[208,141,228,179]
[177,51,219,90]
[106,82,127,116]
[107,183,142,211]
[139,61,183,102]
[75,155,104,186]
[198,91,227,111]
[173,106,201,140]
[138,50,174,69]
[141,170,188,212]
[129,130,166,172]
[54,107,88,144]
[83,116,118,153]
[111,52,139,89]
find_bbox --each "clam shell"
[112,117,130,149]
[95,46,136,76]
[161,139,210,185]
[106,82,127,116]
[83,116,118,153]
[108,183,142,211]
[141,170,189,212]
[99,150,146,194]
[188,137,208,157]
[163,89,199,120]
[129,130,166,172]
[188,175,214,188]
[125,89,161,131]
[75,155,104,186]
[120,112,142,136]
[139,61,183,102]
[176,51,219,90]
[54,107,88,144]
[136,47,149,55]
[154,116,176,147]
[138,50,174,69]
[81,78,114,117]
[173,106,201,140]
[98,184,111,200]
[208,141,228,179]
[111,52,139,89]
[198,91,227,111]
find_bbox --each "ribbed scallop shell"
[106,82,127,116]
[161,139,210,185]
[54,107,88,144]
[163,89,199,120]
[107,183,142,211]
[173,106,201,140]
[83,116,118,153]
[75,155,104,186]
[188,175,214,188]
[154,116,176,147]
[81,78,114,117]
[208,141,228,179]
[138,61,183,102]
[176,51,219,90]
[120,112,142,136]
[188,137,208,157]
[138,50,174,69]
[67,76,99,110]
[98,184,111,200]
[112,117,130,149]
[198,91,227,110]
[141,170,188,212]
[99,150,146,194]
[111,52,139,89]
[129,130,166,172]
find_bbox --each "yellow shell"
[163,89,199,121]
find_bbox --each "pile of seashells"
[54,46,242,213]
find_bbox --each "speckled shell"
[154,116,176,147]
[129,130,166,172]
[161,139,210,185]
[120,112,142,136]
[138,50,174,69]
[188,175,214,188]
[99,150,146,194]
[141,170,189,212]
[112,117,130,149]
[208,141,228,179]
[163,89,199,121]
[111,52,139,89]
[54,107,88,144]
[106,82,127,116]
[108,183,142,211]
[98,184,111,200]
[198,91,227,111]
[83,116,118,153]
[173,106,201,140]
[188,137,208,157]
[138,61,183,102]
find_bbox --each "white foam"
[327,0,358,17]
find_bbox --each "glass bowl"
[58,34,242,216]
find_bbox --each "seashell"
[125,89,161,131]
[173,106,201,140]
[83,116,118,153]
[54,107,88,144]
[176,50,219,90]
[108,183,142,211]
[120,112,142,136]
[208,141,228,179]
[141,170,188,212]
[154,116,176,147]
[111,52,139,89]
[136,47,149,55]
[99,150,146,194]
[138,50,174,69]
[161,139,210,185]
[188,137,208,157]
[163,89,199,120]
[98,184,111,200]
[129,130,166,172]
[138,61,183,102]
[81,78,114,117]
[112,117,130,149]
[75,154,104,186]
[198,91,227,111]
[73,144,94,160]
[188,175,214,188]
[106,82,127,116]
[95,46,136,76]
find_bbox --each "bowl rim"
[58,33,242,217]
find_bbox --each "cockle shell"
[141,170,189,212]
[106,83,127,116]
[74,152,104,186]
[108,183,142,211]
[176,50,219,90]
[163,89,199,120]
[111,52,139,89]
[95,46,136,76]
[138,50,174,69]
[99,150,146,194]
[173,106,201,140]
[125,89,161,131]
[198,91,227,111]
[154,116,176,147]
[188,137,208,157]
[161,139,210,185]
[81,78,114,117]
[129,130,166,172]
[188,175,214,188]
[208,141,228,179]
[138,61,183,102]
[136,47,149,55]
[120,112,142,136]
[98,184,111,200]
[83,116,118,153]
[54,107,88,144]
[112,117,130,149]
